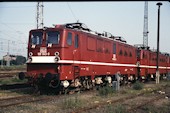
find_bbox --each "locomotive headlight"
[54,56,60,62]
[54,52,60,62]
[29,52,33,56]
[54,52,59,56]
[62,80,69,88]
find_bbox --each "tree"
[16,56,26,65]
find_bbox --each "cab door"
[73,33,80,61]
[72,33,81,79]
[136,49,141,78]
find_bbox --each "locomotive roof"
[62,22,136,47]
[29,22,170,55]
[30,22,132,47]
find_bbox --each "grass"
[62,92,84,109]
[104,104,126,113]
[0,77,27,85]
[0,65,26,71]
[141,102,170,113]
[1,79,169,113]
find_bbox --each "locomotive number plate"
[40,47,47,56]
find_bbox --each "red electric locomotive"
[135,46,170,81]
[18,22,170,93]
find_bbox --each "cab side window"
[67,32,72,45]
[75,34,79,48]
[113,43,116,54]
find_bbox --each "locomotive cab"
[25,27,65,89]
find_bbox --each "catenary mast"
[143,1,149,48]
[36,2,44,29]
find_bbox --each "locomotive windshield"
[46,31,60,44]
[31,32,43,45]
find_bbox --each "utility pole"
[6,40,10,67]
[143,1,149,48]
[36,2,44,29]
[1,57,3,68]
[156,2,162,84]
[0,41,3,68]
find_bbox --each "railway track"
[0,71,29,90]
[0,88,95,108]
[0,73,17,79]
[0,83,31,90]
[0,75,14,78]
[0,80,168,111]
[127,95,164,112]
[72,84,168,113]
[0,95,51,108]
[0,71,26,79]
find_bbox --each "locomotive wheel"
[137,75,142,82]
[132,75,136,83]
[33,84,41,95]
[82,79,93,90]
[34,73,53,95]
[121,75,128,86]
[49,79,60,88]
[18,72,25,80]
[45,73,53,83]
[146,74,151,82]
[160,74,163,80]
[63,88,69,94]
[89,79,94,89]
[151,74,156,81]
[95,84,100,90]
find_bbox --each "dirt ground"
[0,80,170,113]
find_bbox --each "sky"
[0,1,170,59]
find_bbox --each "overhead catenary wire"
[0,23,28,43]
[0,23,27,37]
[66,2,79,22]
[0,5,35,8]
[0,22,35,25]
[0,32,27,44]
[0,35,27,57]
[0,39,27,57]
[0,23,27,44]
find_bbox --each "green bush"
[15,56,26,65]
[98,86,116,97]
[132,81,143,90]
